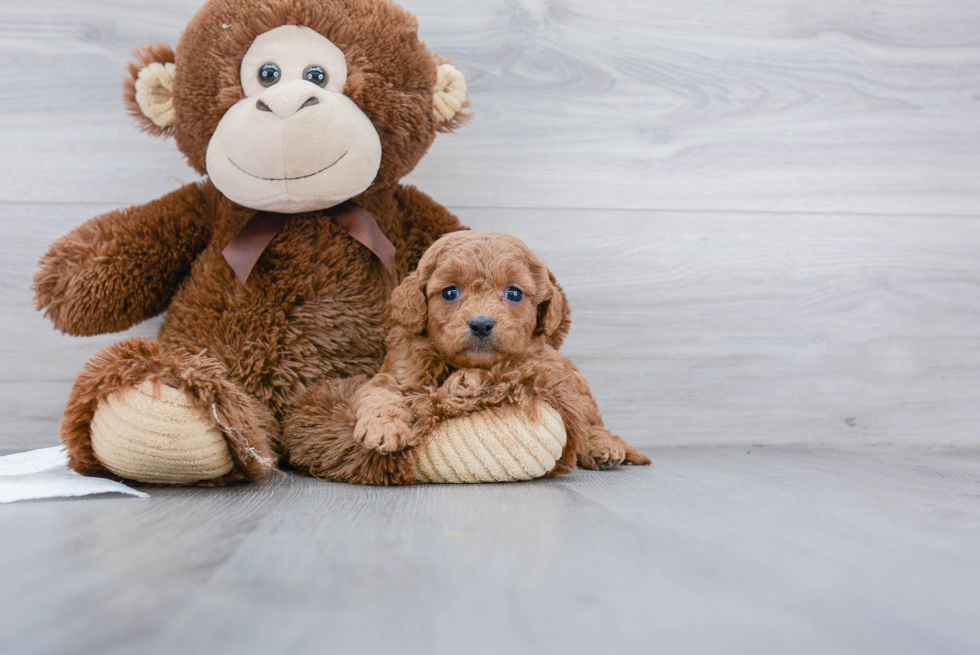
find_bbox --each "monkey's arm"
[33,182,214,336]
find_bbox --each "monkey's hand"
[33,183,211,336]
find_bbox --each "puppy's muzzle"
[468,316,496,339]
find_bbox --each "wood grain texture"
[1,447,978,654]
[2,1,978,449]
[5,203,979,450]
[0,0,978,212]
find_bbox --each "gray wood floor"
[2,447,979,654]
[1,0,979,652]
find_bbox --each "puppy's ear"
[123,44,177,138]
[390,233,460,333]
[536,270,572,349]
[390,267,429,333]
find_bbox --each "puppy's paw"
[578,428,651,470]
[353,410,415,454]
[578,436,625,470]
[439,369,494,402]
[352,392,416,454]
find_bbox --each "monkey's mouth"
[228,151,348,181]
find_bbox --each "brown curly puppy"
[350,231,651,475]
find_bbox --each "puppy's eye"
[505,286,524,302]
[441,286,460,302]
[258,63,281,87]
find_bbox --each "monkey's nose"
[468,316,496,339]
[255,83,322,118]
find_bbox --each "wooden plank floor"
[1,0,979,652]
[2,447,979,654]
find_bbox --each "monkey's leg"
[62,337,277,486]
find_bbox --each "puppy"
[349,231,650,476]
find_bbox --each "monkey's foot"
[63,337,277,486]
[90,380,234,485]
[414,401,567,483]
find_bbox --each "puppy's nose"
[468,316,496,339]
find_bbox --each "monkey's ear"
[536,270,572,349]
[432,62,469,132]
[123,44,177,137]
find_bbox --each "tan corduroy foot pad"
[414,402,567,483]
[90,380,234,485]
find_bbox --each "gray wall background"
[2,0,978,453]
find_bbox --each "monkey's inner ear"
[124,44,177,137]
[135,63,176,127]
[433,62,468,131]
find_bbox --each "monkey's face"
[205,26,382,213]
[123,0,469,214]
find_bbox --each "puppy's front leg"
[535,350,651,474]
[350,333,445,454]
[351,378,416,454]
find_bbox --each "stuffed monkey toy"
[34,0,632,485]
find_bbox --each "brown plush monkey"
[33,0,632,486]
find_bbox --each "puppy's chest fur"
[424,348,550,405]
[160,207,394,416]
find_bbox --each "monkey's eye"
[258,63,281,87]
[303,65,328,87]
[505,286,524,302]
[441,286,460,302]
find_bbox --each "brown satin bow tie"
[222,202,396,284]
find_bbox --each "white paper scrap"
[0,446,149,504]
